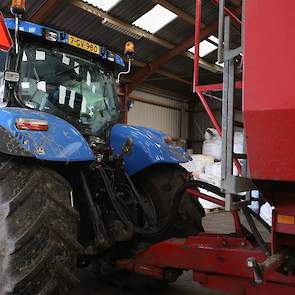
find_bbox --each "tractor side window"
[0,52,7,104]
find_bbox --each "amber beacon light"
[11,0,26,15]
[124,41,135,57]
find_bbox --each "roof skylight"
[208,35,219,44]
[132,4,177,34]
[188,40,218,57]
[188,46,195,54]
[199,40,217,57]
[216,61,224,68]
[83,0,121,12]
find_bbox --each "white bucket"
[202,139,222,160]
[260,202,274,226]
[181,154,214,174]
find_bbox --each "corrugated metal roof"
[201,0,219,25]
[164,55,194,78]
[169,0,195,17]
[155,18,193,45]
[146,72,192,98]
[110,0,155,24]
[0,0,241,99]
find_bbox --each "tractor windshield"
[17,44,120,135]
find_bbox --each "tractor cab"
[1,18,125,136]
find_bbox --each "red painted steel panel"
[118,234,295,293]
[193,0,201,92]
[0,12,12,51]
[243,0,295,181]
[197,273,295,295]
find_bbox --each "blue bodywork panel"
[1,18,189,168]
[0,107,95,162]
[4,18,125,67]
[0,109,189,168]
[110,124,191,175]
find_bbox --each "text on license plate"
[68,35,100,55]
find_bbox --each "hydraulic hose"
[242,207,271,256]
[80,170,108,247]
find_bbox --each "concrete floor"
[70,270,225,295]
[68,211,269,295]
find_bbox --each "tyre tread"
[0,157,80,295]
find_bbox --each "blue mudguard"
[110,124,191,175]
[0,107,95,162]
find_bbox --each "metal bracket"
[220,11,256,211]
[222,175,256,195]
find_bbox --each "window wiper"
[102,82,111,114]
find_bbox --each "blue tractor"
[0,4,204,294]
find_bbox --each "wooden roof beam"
[127,5,242,95]
[128,58,192,85]
[152,0,195,25]
[70,0,175,48]
[69,0,218,73]
[138,84,192,102]
[30,0,60,23]
[127,35,194,95]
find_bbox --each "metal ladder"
[218,0,256,211]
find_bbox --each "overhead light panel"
[208,35,219,44]
[188,46,195,54]
[82,0,121,11]
[188,41,218,57]
[132,4,177,34]
[199,40,217,57]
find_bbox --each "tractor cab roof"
[4,18,125,67]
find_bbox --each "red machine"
[0,12,12,51]
[118,1,295,294]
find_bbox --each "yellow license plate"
[68,35,100,55]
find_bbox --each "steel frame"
[211,0,242,28]
[125,4,244,95]
[118,232,295,295]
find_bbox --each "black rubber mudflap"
[0,156,82,295]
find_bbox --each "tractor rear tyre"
[133,164,205,241]
[101,164,205,290]
[0,156,81,295]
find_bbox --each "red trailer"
[118,1,295,294]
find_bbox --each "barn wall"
[127,90,189,139]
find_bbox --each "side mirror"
[127,99,134,110]
[4,71,20,83]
